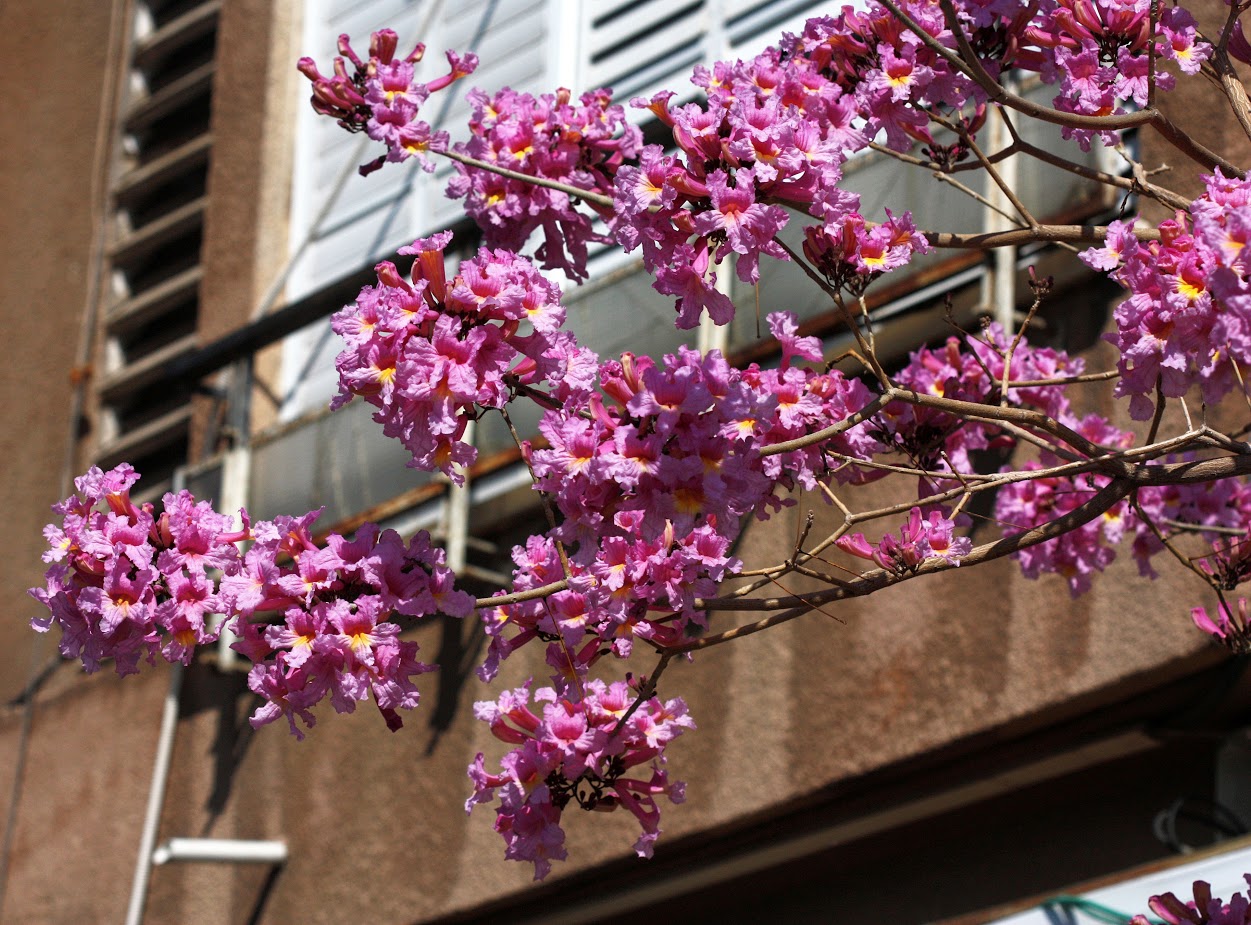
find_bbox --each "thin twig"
[438,148,615,209]
[1000,283,1048,407]
[1006,370,1120,388]
[758,392,889,456]
[1010,133,1192,212]
[609,653,674,736]
[1201,5,1251,145]
[1146,377,1167,446]
[823,451,997,481]
[923,224,1160,249]
[664,479,1137,650]
[772,236,894,388]
[931,110,1038,229]
[1161,517,1248,537]
[1148,0,1160,108]
[475,579,569,610]
[708,426,1220,610]
[1131,495,1213,583]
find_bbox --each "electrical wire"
[1153,795,1249,854]
[1043,894,1163,924]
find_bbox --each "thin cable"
[1153,795,1249,854]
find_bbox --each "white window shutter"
[279,0,830,420]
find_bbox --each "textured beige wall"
[0,0,176,918]
[0,0,121,686]
[0,670,166,923]
[0,2,143,919]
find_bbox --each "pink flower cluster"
[802,213,931,296]
[997,442,1251,601]
[297,30,477,176]
[836,506,972,573]
[1191,598,1251,654]
[789,0,1206,155]
[528,339,759,542]
[459,313,880,687]
[744,313,883,492]
[490,348,769,674]
[1084,172,1251,420]
[31,466,473,739]
[330,232,591,481]
[478,522,738,685]
[1025,0,1208,148]
[993,413,1134,596]
[223,513,474,739]
[475,315,879,678]
[467,680,692,880]
[500,0,1212,322]
[610,29,883,327]
[787,4,977,153]
[447,87,642,281]
[1133,469,1251,583]
[30,464,244,675]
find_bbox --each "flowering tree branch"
[33,0,1251,882]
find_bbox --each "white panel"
[332,0,419,34]
[727,0,827,51]
[441,0,545,45]
[587,1,704,57]
[587,16,705,91]
[726,0,812,23]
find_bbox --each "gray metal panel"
[249,398,433,525]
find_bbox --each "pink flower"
[693,170,788,284]
[299,30,476,175]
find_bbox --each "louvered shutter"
[98,0,221,496]
[286,0,568,302]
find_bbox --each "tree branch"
[439,148,615,209]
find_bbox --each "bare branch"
[923,224,1160,249]
[438,148,615,209]
[758,393,889,456]
[1199,5,1251,146]
[668,478,1136,649]
[475,579,569,610]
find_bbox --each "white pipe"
[699,254,733,356]
[445,420,474,574]
[216,445,251,670]
[989,82,1019,332]
[152,838,288,866]
[124,663,184,925]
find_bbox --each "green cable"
[1041,894,1166,925]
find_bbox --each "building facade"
[3,1,1251,923]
